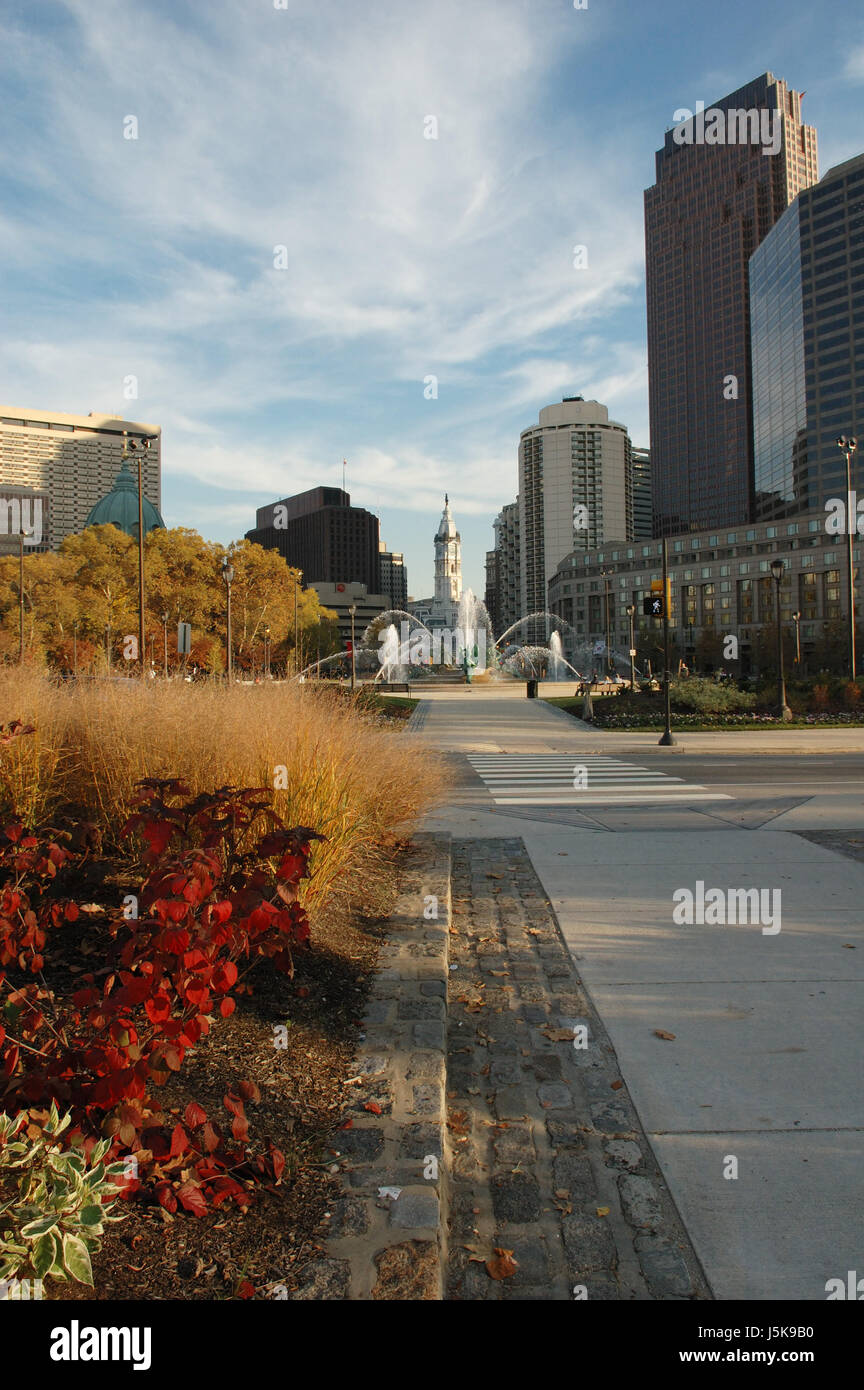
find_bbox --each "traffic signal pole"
[658,535,676,746]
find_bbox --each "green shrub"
[669,677,756,714]
[0,1103,128,1289]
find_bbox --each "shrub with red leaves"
[0,779,324,1216]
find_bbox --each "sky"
[2,0,864,597]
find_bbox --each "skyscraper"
[631,447,653,539]
[645,73,818,534]
[486,500,521,638]
[519,397,632,627]
[751,153,864,520]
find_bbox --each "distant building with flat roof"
[246,486,380,593]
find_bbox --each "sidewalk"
[410,681,864,755]
[445,837,709,1301]
[414,688,864,1300]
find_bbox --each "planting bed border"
[295,832,452,1300]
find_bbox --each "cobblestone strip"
[445,837,711,1302]
[298,832,451,1299]
[404,700,430,733]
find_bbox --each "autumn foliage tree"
[0,526,337,673]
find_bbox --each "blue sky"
[2,0,864,596]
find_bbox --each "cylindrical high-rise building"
[518,397,633,629]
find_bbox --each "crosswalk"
[466,754,732,807]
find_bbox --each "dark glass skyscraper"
[645,73,818,535]
[751,154,864,519]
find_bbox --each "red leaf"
[237,1079,260,1104]
[201,1122,220,1154]
[364,1101,382,1115]
[231,1113,249,1143]
[64,902,80,922]
[184,980,209,1008]
[176,1180,208,1216]
[184,1101,207,1129]
[155,1183,178,1214]
[212,961,237,993]
[145,993,172,1024]
[219,997,235,1018]
[270,1146,285,1182]
[2,1042,19,1078]
[169,1123,189,1157]
[237,1281,255,1300]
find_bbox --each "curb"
[301,831,451,1300]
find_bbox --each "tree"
[0,527,337,675]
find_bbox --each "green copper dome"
[85,464,165,539]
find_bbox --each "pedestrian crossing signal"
[643,595,664,617]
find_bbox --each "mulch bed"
[7,843,404,1301]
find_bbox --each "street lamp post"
[123,433,155,680]
[837,436,858,680]
[349,605,357,691]
[658,536,676,746]
[626,604,636,692]
[18,528,25,663]
[162,612,169,678]
[770,559,792,720]
[293,570,301,672]
[222,558,234,683]
[265,625,271,678]
[792,610,802,673]
[600,568,613,679]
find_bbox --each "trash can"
[527,679,538,699]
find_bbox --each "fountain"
[374,623,407,684]
[548,631,567,681]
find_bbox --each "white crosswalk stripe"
[466,754,732,806]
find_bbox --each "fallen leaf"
[486,1248,518,1280]
[842,943,856,949]
[610,1080,624,1091]
[596,1206,610,1218]
[447,1111,471,1136]
[541,1026,576,1042]
[363,1101,383,1115]
[653,1030,676,1041]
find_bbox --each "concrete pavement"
[415,686,864,1300]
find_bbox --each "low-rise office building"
[549,515,860,673]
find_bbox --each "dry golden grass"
[0,670,446,914]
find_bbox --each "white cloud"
[843,45,864,81]
[0,0,649,553]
